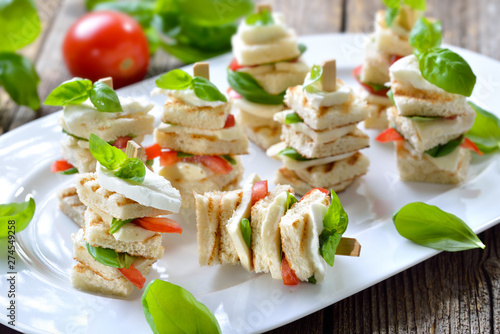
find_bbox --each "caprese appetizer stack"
[227,4,309,149]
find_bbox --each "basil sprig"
[109,218,134,234]
[86,243,136,268]
[303,65,323,93]
[156,69,227,102]
[284,191,298,212]
[405,115,442,122]
[221,155,237,165]
[60,167,78,175]
[89,133,146,183]
[424,135,463,158]
[227,69,285,105]
[277,147,311,161]
[387,89,395,105]
[142,279,221,334]
[0,198,36,237]
[393,202,485,251]
[45,78,123,112]
[245,8,274,26]
[284,112,303,124]
[466,101,500,153]
[383,0,427,27]
[240,218,252,248]
[409,17,442,55]
[319,191,349,266]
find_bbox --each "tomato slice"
[251,180,268,206]
[281,254,300,286]
[390,54,403,66]
[183,156,233,175]
[300,188,329,201]
[112,136,132,149]
[160,150,179,166]
[145,143,161,160]
[51,159,74,173]
[223,114,235,128]
[461,137,483,155]
[134,217,183,234]
[376,127,405,143]
[118,264,146,289]
[229,58,246,71]
[352,65,389,97]
[227,87,242,100]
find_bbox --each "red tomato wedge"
[376,127,404,143]
[118,264,146,289]
[160,150,179,166]
[300,188,329,201]
[227,87,242,99]
[229,58,246,71]
[183,156,233,175]
[352,65,389,97]
[51,159,74,173]
[134,217,182,234]
[251,180,268,206]
[145,143,162,160]
[390,54,403,65]
[281,255,300,286]
[460,137,483,155]
[112,136,132,149]
[223,114,236,128]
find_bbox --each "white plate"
[1,33,500,334]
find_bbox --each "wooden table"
[1,0,499,333]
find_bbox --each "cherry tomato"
[118,264,146,289]
[376,127,404,143]
[160,150,179,166]
[112,136,132,149]
[63,11,149,88]
[183,156,233,175]
[281,254,300,286]
[144,143,162,160]
[51,159,74,173]
[460,138,483,155]
[251,180,268,206]
[134,217,183,234]
[352,65,389,97]
[223,114,235,128]
[300,188,329,201]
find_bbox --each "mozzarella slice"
[306,202,328,283]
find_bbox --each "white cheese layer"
[425,146,462,172]
[233,98,284,119]
[390,55,447,93]
[113,222,157,242]
[157,122,244,141]
[151,87,226,108]
[96,162,181,213]
[306,202,327,283]
[411,114,476,141]
[237,13,288,44]
[227,173,261,272]
[301,76,352,109]
[274,110,356,144]
[266,142,357,170]
[159,162,209,181]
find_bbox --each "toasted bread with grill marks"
[58,186,86,227]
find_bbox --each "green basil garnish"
[0,198,36,237]
[177,151,194,158]
[284,191,298,212]
[85,243,136,269]
[424,136,463,158]
[45,78,123,112]
[62,128,88,142]
[227,69,285,105]
[156,69,227,102]
[142,279,221,334]
[221,155,237,165]
[319,191,348,266]
[303,65,323,93]
[109,218,134,235]
[115,158,146,183]
[383,0,427,27]
[240,218,251,248]
[466,101,500,153]
[245,8,274,26]
[60,167,78,175]
[405,115,442,122]
[308,276,317,284]
[284,112,303,124]
[393,202,485,251]
[409,17,442,54]
[387,89,395,105]
[277,147,311,161]
[385,7,399,27]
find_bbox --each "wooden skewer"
[193,62,210,80]
[257,4,272,13]
[125,141,144,160]
[98,77,113,89]
[321,59,337,92]
[335,237,361,257]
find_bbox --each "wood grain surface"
[1,0,499,333]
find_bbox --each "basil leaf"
[240,218,251,248]
[86,243,121,268]
[62,129,88,141]
[404,0,427,11]
[409,17,442,54]
[0,53,40,110]
[146,159,154,167]
[303,65,323,93]
[298,43,307,55]
[109,218,134,235]
[0,0,41,52]
[156,69,192,90]
[405,115,442,122]
[424,136,463,158]
[387,89,395,105]
[159,39,226,64]
[418,48,476,97]
[117,252,136,269]
[221,155,236,165]
[277,147,311,161]
[385,7,399,27]
[319,191,349,266]
[60,167,78,175]
[284,112,303,124]
[466,101,500,153]
[284,191,298,212]
[227,69,285,105]
[44,78,93,106]
[383,0,400,8]
[308,276,317,284]
[114,158,146,183]
[0,198,36,237]
[85,0,114,11]
[364,81,388,92]
[192,77,227,102]
[89,133,127,170]
[177,151,194,158]
[245,8,274,26]
[89,81,123,112]
[142,280,221,334]
[93,2,155,28]
[393,202,485,251]
[174,0,253,26]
